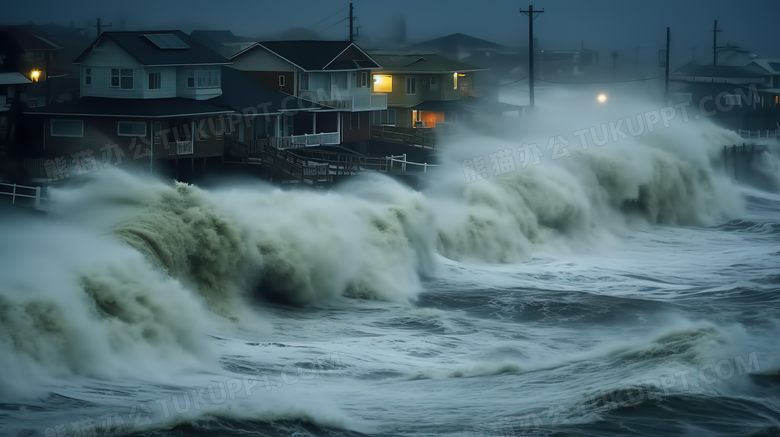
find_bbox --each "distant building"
[671,57,780,131]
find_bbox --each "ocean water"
[1,91,779,437]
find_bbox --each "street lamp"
[31,69,41,82]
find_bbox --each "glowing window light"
[373,74,392,92]
[31,70,41,82]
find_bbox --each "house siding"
[80,39,145,99]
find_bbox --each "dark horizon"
[3,0,779,67]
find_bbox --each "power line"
[307,6,347,31]
[535,76,663,84]
[499,76,528,86]
[316,17,349,35]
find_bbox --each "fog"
[3,0,779,65]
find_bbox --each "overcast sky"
[4,0,778,65]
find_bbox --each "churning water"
[1,89,779,437]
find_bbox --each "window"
[406,77,417,95]
[186,67,220,88]
[359,71,368,88]
[300,73,309,91]
[279,75,286,87]
[148,72,161,90]
[111,68,133,89]
[373,74,392,92]
[51,119,83,137]
[84,68,92,86]
[453,73,458,90]
[430,77,437,85]
[153,122,162,144]
[373,109,396,125]
[776,96,778,104]
[117,121,147,137]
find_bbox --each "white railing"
[386,154,438,173]
[312,92,387,111]
[168,140,193,155]
[737,129,779,139]
[269,132,340,150]
[176,141,193,155]
[319,97,354,110]
[0,182,43,206]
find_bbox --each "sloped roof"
[0,72,32,85]
[25,96,233,118]
[409,33,505,53]
[672,62,768,78]
[247,40,380,71]
[210,67,322,113]
[750,59,780,75]
[190,30,258,59]
[0,27,62,51]
[367,51,485,73]
[73,30,230,66]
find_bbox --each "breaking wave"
[0,90,754,399]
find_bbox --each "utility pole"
[349,3,354,43]
[95,18,112,40]
[665,27,670,102]
[712,20,721,66]
[519,5,544,109]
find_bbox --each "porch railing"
[168,140,193,155]
[370,125,436,149]
[310,92,387,111]
[0,182,43,207]
[737,129,779,139]
[269,132,340,150]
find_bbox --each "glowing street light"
[31,70,41,82]
[597,93,608,103]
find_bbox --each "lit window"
[453,72,458,89]
[406,77,416,95]
[51,119,83,137]
[148,72,161,90]
[373,74,392,93]
[117,121,147,137]
[84,68,92,85]
[111,68,133,89]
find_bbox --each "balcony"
[308,92,387,112]
[168,140,193,155]
[268,132,340,150]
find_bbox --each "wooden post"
[732,144,737,180]
[723,145,728,173]
[11,184,16,205]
